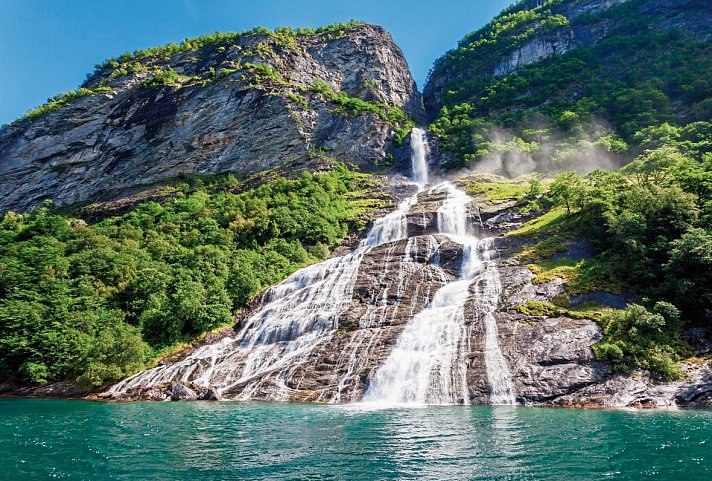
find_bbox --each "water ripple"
[1,400,711,481]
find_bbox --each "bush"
[594,302,687,380]
[592,342,624,362]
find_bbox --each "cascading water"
[110,132,425,400]
[410,127,429,186]
[109,128,515,405]
[361,183,512,405]
[474,238,515,405]
[361,134,515,406]
[111,196,415,399]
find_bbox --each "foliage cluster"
[12,87,114,125]
[515,132,712,377]
[0,166,377,388]
[95,21,366,71]
[594,302,689,380]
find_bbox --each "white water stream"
[110,128,515,405]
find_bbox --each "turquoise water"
[1,399,710,480]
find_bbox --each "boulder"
[203,388,223,401]
[171,383,198,401]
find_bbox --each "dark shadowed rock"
[203,388,223,401]
[171,383,198,401]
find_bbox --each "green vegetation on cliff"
[95,21,366,72]
[510,128,711,378]
[0,166,383,388]
[429,0,711,171]
[6,21,374,126]
[432,0,711,379]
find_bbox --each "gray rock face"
[424,0,711,115]
[0,24,423,213]
[171,383,198,401]
[493,34,575,78]
[551,362,712,407]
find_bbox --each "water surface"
[1,399,710,480]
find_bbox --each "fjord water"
[2,399,711,481]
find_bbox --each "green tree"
[548,171,586,214]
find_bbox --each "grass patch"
[513,206,625,297]
[286,91,310,110]
[516,300,614,322]
[459,173,551,206]
[526,255,623,296]
[464,180,528,204]
[507,207,569,237]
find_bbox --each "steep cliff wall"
[0,24,423,213]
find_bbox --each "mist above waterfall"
[457,119,626,178]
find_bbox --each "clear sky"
[0,0,512,125]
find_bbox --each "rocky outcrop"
[171,383,198,401]
[0,24,423,212]
[551,362,712,407]
[424,0,712,115]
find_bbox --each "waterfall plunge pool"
[1,398,710,480]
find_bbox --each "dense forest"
[0,166,382,387]
[428,0,711,172]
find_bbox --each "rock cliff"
[0,24,423,212]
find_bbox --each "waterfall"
[410,127,429,186]
[110,130,429,399]
[475,238,515,405]
[362,182,513,405]
[109,128,515,405]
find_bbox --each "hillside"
[424,0,711,172]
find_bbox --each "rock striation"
[0,24,423,212]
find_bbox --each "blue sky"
[0,0,512,124]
